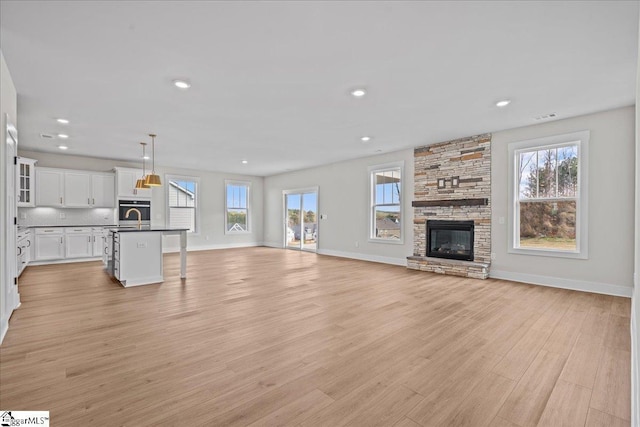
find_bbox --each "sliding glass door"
[284,189,318,252]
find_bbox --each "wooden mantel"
[411,198,488,208]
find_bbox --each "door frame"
[282,187,319,252]
[2,114,19,339]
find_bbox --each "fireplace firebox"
[427,220,474,261]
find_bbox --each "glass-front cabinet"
[17,157,37,207]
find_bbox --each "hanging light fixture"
[135,142,150,189]
[144,133,162,187]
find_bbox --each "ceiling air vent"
[534,113,558,121]
[40,133,55,139]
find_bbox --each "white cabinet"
[64,172,91,207]
[16,157,37,207]
[17,228,32,276]
[91,174,115,207]
[65,227,93,258]
[35,228,65,260]
[115,167,151,199]
[92,227,105,256]
[36,168,64,207]
[36,167,115,208]
[110,231,163,286]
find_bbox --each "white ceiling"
[1,1,637,176]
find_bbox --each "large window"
[226,181,250,233]
[509,131,589,258]
[369,162,403,243]
[167,175,199,233]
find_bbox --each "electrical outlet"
[498,216,505,225]
[491,252,496,260]
[59,212,66,219]
[20,212,26,219]
[137,242,148,248]
[355,241,359,248]
[205,235,210,241]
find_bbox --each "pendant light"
[144,133,162,187]
[135,142,150,189]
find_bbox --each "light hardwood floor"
[0,247,631,426]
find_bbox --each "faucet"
[125,208,142,230]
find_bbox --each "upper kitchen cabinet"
[16,157,37,207]
[64,171,91,207]
[115,167,151,199]
[35,167,115,208]
[36,168,64,207]
[91,173,115,207]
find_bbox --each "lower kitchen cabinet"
[33,226,112,262]
[65,227,93,258]
[35,229,65,260]
[92,227,105,257]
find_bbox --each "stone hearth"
[407,134,491,279]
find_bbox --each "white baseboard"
[162,242,262,254]
[316,248,407,267]
[489,269,633,298]
[262,241,283,249]
[632,295,639,427]
[29,257,102,266]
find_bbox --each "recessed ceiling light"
[58,145,68,150]
[56,118,69,124]
[173,79,191,89]
[241,160,248,164]
[350,88,366,98]
[496,99,511,108]
[57,133,69,139]
[143,155,150,160]
[360,136,372,142]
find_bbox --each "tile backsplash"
[18,207,116,226]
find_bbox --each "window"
[226,181,250,233]
[508,131,589,258]
[167,176,199,233]
[369,162,403,243]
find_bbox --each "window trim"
[225,180,251,234]
[165,174,200,234]
[507,131,589,259]
[368,161,404,245]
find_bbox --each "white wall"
[491,107,635,297]
[631,11,640,426]
[1,51,18,343]
[263,149,414,265]
[18,150,264,252]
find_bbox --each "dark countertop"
[24,224,118,228]
[106,227,189,233]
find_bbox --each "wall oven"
[118,199,151,227]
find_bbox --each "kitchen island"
[104,228,188,287]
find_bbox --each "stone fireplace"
[407,134,491,279]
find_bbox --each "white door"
[91,174,115,207]
[64,172,91,207]
[35,234,65,260]
[92,230,105,256]
[36,169,64,206]
[66,233,92,258]
[3,115,19,324]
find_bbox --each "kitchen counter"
[105,227,188,232]
[104,228,188,286]
[25,224,118,228]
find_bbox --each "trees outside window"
[509,131,588,258]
